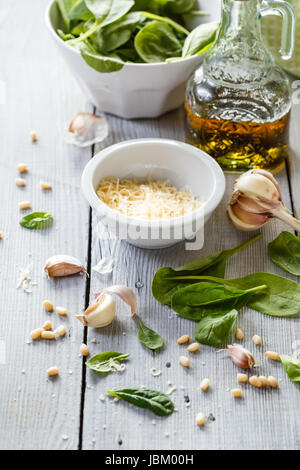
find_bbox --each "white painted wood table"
[0,0,300,451]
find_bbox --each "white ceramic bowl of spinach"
[45,1,220,118]
[81,138,225,249]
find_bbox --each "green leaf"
[268,231,300,276]
[85,0,134,26]
[164,0,195,15]
[80,43,124,72]
[106,388,174,416]
[194,309,238,347]
[137,320,164,351]
[182,21,219,57]
[280,355,300,386]
[19,212,53,230]
[152,234,262,305]
[134,21,183,63]
[171,282,265,321]
[56,0,76,32]
[69,0,93,20]
[86,352,129,375]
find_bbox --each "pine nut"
[258,376,269,387]
[196,412,205,427]
[179,356,190,368]
[40,181,52,190]
[0,232,2,239]
[231,388,242,398]
[30,131,37,142]
[43,320,52,331]
[187,342,199,353]
[265,351,279,361]
[249,376,262,388]
[235,328,244,340]
[56,306,67,316]
[252,334,262,345]
[237,373,248,383]
[43,300,53,312]
[47,366,59,377]
[18,201,31,210]
[15,178,26,187]
[80,343,89,357]
[177,335,190,345]
[268,376,279,389]
[56,325,67,337]
[30,328,43,340]
[17,163,28,173]
[41,330,56,340]
[200,378,210,392]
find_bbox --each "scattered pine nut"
[177,335,190,345]
[231,388,242,398]
[258,376,269,387]
[267,376,278,389]
[0,232,2,239]
[41,330,56,340]
[252,334,262,345]
[237,373,248,383]
[56,306,67,316]
[15,178,26,187]
[43,320,52,331]
[17,163,28,173]
[30,131,37,142]
[235,328,244,340]
[179,356,190,368]
[265,351,279,361]
[196,412,205,427]
[200,378,210,392]
[187,342,199,353]
[56,325,67,337]
[30,328,43,340]
[249,376,263,388]
[18,201,31,210]
[40,181,52,190]
[43,300,54,312]
[47,366,59,377]
[80,343,89,357]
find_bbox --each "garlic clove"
[76,294,116,328]
[233,170,281,205]
[64,113,109,148]
[227,204,268,231]
[95,285,137,315]
[227,344,256,369]
[44,255,86,278]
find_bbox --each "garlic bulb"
[44,255,86,277]
[228,169,300,232]
[76,294,116,328]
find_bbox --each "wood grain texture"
[0,0,91,450]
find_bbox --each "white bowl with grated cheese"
[81,139,225,249]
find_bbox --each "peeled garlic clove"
[64,113,108,147]
[44,255,86,278]
[95,285,137,315]
[227,344,256,369]
[76,294,116,328]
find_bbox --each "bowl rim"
[81,138,225,228]
[45,0,206,69]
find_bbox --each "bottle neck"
[219,0,262,41]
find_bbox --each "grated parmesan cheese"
[96,176,202,220]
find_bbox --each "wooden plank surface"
[1,0,300,451]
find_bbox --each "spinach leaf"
[90,12,141,53]
[194,309,238,347]
[280,355,300,386]
[80,43,124,72]
[85,0,134,26]
[182,21,219,57]
[268,231,300,276]
[86,352,129,375]
[152,234,262,305]
[164,0,195,15]
[140,12,189,35]
[137,320,164,351]
[69,0,93,20]
[106,388,174,416]
[134,21,183,63]
[19,212,53,230]
[171,282,266,320]
[56,0,76,32]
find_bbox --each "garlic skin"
[227,344,256,369]
[96,285,136,315]
[44,255,86,278]
[76,294,116,328]
[65,113,108,147]
[228,169,300,232]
